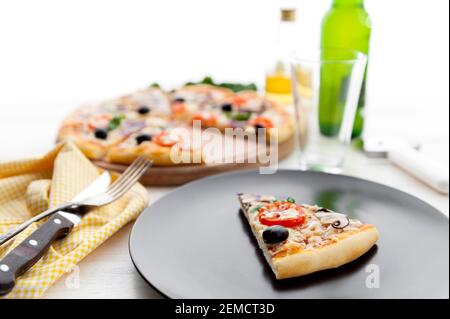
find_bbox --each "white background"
[0,1,449,150]
[0,0,448,156]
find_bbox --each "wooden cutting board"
[94,134,296,186]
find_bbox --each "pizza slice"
[169,84,234,122]
[57,88,170,160]
[114,87,171,117]
[58,110,146,160]
[245,109,294,144]
[187,90,295,144]
[106,121,204,165]
[237,193,379,279]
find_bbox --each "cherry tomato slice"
[88,114,112,130]
[258,201,305,228]
[232,95,248,107]
[250,116,274,129]
[154,131,180,147]
[171,103,186,115]
[192,112,217,127]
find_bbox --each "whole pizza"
[57,83,294,166]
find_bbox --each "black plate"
[129,169,449,298]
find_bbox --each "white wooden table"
[0,97,449,298]
[0,99,448,298]
[1,82,449,299]
[40,146,448,299]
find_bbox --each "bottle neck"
[332,0,364,8]
[277,20,297,59]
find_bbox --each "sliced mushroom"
[315,211,350,229]
[331,216,350,229]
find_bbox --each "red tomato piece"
[154,131,180,147]
[192,112,217,127]
[88,114,112,130]
[250,116,274,129]
[171,103,186,115]
[258,201,305,228]
[232,95,248,107]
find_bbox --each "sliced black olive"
[173,97,185,103]
[135,134,152,145]
[317,207,331,212]
[137,106,150,114]
[221,103,232,112]
[94,128,108,139]
[262,226,289,244]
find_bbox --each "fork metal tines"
[0,156,151,246]
[81,156,151,206]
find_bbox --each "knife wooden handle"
[0,203,77,246]
[0,213,74,296]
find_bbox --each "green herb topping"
[231,112,251,121]
[185,76,257,93]
[149,82,161,88]
[251,204,264,213]
[107,114,126,131]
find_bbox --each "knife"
[0,171,111,246]
[364,137,449,194]
[0,171,111,295]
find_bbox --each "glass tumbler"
[291,49,367,173]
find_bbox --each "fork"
[0,156,151,295]
[0,156,152,246]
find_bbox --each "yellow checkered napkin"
[0,142,149,298]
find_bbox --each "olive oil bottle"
[265,8,298,106]
[320,0,371,139]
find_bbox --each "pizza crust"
[269,119,294,144]
[64,136,108,160]
[106,141,204,165]
[272,226,379,279]
[106,144,141,164]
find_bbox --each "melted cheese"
[277,208,300,220]
[161,133,181,144]
[240,194,366,255]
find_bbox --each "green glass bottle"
[320,0,371,139]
